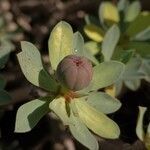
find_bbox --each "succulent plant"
[56,55,93,91]
[84,0,150,95]
[16,21,125,150]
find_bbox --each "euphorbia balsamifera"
[56,55,93,91]
[15,21,125,150]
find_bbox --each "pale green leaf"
[0,90,11,105]
[133,27,150,41]
[72,33,99,65]
[139,59,150,82]
[117,0,129,12]
[84,24,104,42]
[81,61,124,92]
[17,41,59,92]
[69,108,99,150]
[102,25,120,61]
[73,31,84,56]
[86,92,121,114]
[84,41,100,55]
[124,1,141,22]
[123,57,143,80]
[84,48,99,65]
[15,97,50,133]
[126,12,150,37]
[124,79,141,91]
[48,21,74,70]
[49,97,69,125]
[75,97,120,139]
[136,106,147,141]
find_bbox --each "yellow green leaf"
[49,97,69,125]
[136,106,147,141]
[48,21,74,70]
[84,41,100,55]
[75,97,120,139]
[84,24,104,42]
[99,2,120,25]
[126,12,150,37]
[69,108,99,150]
[124,1,141,22]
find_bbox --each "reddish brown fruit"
[56,55,93,91]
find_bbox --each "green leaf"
[102,25,120,61]
[139,59,150,82]
[127,42,150,58]
[15,97,50,133]
[136,106,147,141]
[124,79,141,91]
[84,49,99,65]
[126,12,150,37]
[84,24,104,42]
[84,41,100,55]
[124,1,141,22]
[73,31,84,56]
[133,27,150,41]
[123,57,143,79]
[0,46,11,68]
[86,92,121,114]
[122,57,145,91]
[112,47,134,64]
[117,0,129,12]
[112,46,125,61]
[48,21,74,70]
[69,108,99,150]
[99,2,120,25]
[119,49,135,64]
[0,90,11,105]
[49,97,69,125]
[81,61,124,92]
[72,32,99,65]
[17,41,59,92]
[75,97,120,139]
[0,75,6,90]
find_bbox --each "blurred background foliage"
[0,0,150,149]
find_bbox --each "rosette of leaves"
[0,44,12,106]
[15,21,125,150]
[84,0,150,94]
[136,107,150,149]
